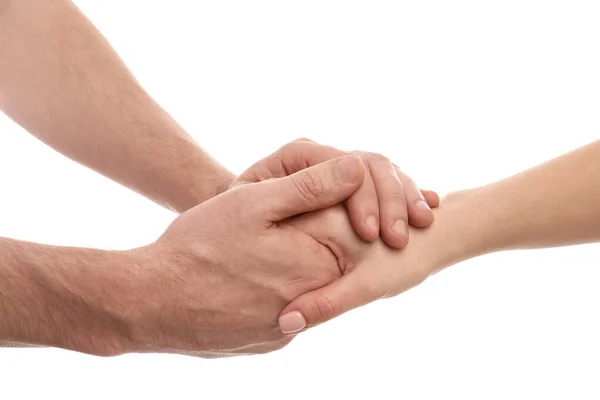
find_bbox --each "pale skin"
[0,0,435,240]
[0,0,598,359]
[279,140,600,332]
[0,0,438,354]
[3,0,598,358]
[0,156,368,356]
[3,138,599,356]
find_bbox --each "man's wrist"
[0,239,141,356]
[215,170,236,196]
[173,167,235,213]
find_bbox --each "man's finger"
[278,270,377,333]
[233,140,345,188]
[275,143,384,243]
[258,155,365,222]
[277,140,347,174]
[368,156,409,248]
[394,166,435,228]
[421,189,440,208]
[345,161,381,242]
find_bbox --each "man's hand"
[0,156,365,356]
[122,156,365,356]
[232,138,439,249]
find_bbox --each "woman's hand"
[276,140,600,334]
[278,199,455,334]
[232,138,439,249]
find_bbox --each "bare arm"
[0,0,234,212]
[0,237,139,354]
[433,139,600,267]
[280,140,600,331]
[0,0,442,247]
[0,156,365,356]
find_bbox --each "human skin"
[279,140,600,333]
[0,156,364,356]
[0,0,438,355]
[232,139,440,247]
[0,0,232,213]
[0,0,436,246]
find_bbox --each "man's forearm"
[431,140,600,271]
[0,237,137,355]
[0,0,233,212]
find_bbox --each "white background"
[1,1,600,398]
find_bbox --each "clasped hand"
[117,139,438,357]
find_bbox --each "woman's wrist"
[423,187,502,274]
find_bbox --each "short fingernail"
[279,311,307,334]
[366,215,379,236]
[335,157,362,183]
[416,199,431,212]
[391,219,408,238]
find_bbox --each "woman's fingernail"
[416,199,431,212]
[279,311,307,334]
[391,219,408,238]
[365,215,379,236]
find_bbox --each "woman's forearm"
[431,140,600,271]
[278,140,600,329]
[0,0,233,212]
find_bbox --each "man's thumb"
[278,272,375,333]
[261,155,364,222]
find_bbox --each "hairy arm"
[0,0,440,247]
[280,140,600,331]
[0,156,365,357]
[0,237,139,354]
[0,0,233,212]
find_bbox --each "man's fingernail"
[335,157,361,183]
[279,311,307,334]
[366,215,379,236]
[391,219,408,238]
[416,199,431,212]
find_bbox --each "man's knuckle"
[368,153,391,164]
[350,150,367,158]
[359,189,379,203]
[295,172,327,200]
[294,137,315,143]
[311,292,338,320]
[385,190,407,203]
[279,141,297,155]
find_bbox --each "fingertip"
[351,217,379,242]
[408,199,435,228]
[279,311,307,334]
[346,176,380,242]
[381,219,409,249]
[422,190,440,208]
[363,214,380,240]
